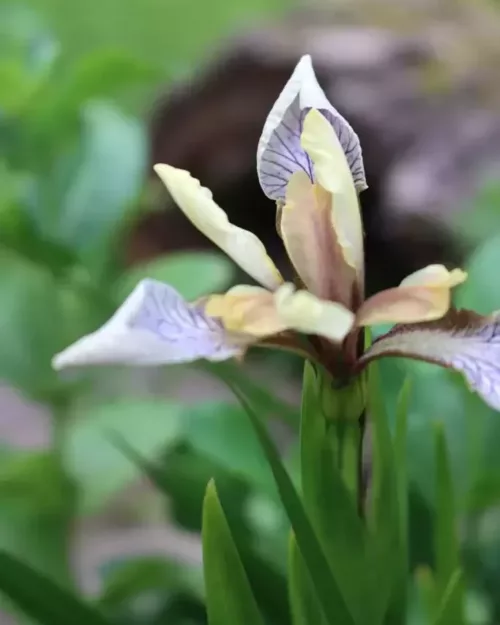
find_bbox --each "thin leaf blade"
[434,425,464,625]
[0,550,113,625]
[228,382,356,625]
[288,532,327,625]
[202,480,265,625]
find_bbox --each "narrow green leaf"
[395,379,411,576]
[202,360,299,426]
[114,439,289,622]
[202,480,265,625]
[414,566,437,622]
[0,550,113,625]
[367,363,405,624]
[434,425,464,625]
[368,362,397,530]
[433,570,463,625]
[228,383,356,625]
[300,362,369,623]
[98,556,204,610]
[288,532,326,625]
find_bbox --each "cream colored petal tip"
[275,283,355,342]
[154,163,282,290]
[400,264,467,288]
[356,265,468,327]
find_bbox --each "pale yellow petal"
[400,264,467,288]
[280,171,355,306]
[205,286,286,337]
[357,266,467,327]
[205,282,355,343]
[275,283,355,342]
[300,109,364,277]
[154,164,282,290]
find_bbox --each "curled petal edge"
[154,164,282,290]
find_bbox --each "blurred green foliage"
[1,1,500,624]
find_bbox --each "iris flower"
[53,55,500,411]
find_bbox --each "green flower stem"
[320,372,367,511]
[329,416,365,512]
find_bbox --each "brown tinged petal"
[280,171,356,306]
[356,285,452,326]
[356,265,467,326]
[358,308,500,412]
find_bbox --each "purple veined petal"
[358,309,500,412]
[257,54,367,201]
[52,279,241,369]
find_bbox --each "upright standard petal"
[52,280,241,369]
[257,54,366,201]
[358,309,500,412]
[154,165,282,290]
[356,265,467,326]
[275,283,355,343]
[301,109,364,276]
[280,171,355,306]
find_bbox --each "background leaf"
[118,251,234,302]
[0,249,62,395]
[0,452,74,585]
[98,556,204,611]
[202,480,265,625]
[0,550,113,625]
[55,101,146,254]
[182,402,274,493]
[63,398,182,513]
[456,233,500,314]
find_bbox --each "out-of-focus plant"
[0,4,264,623]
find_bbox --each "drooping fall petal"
[356,265,467,326]
[256,54,366,201]
[358,309,500,412]
[280,171,355,306]
[300,109,364,277]
[52,280,242,369]
[154,164,282,290]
